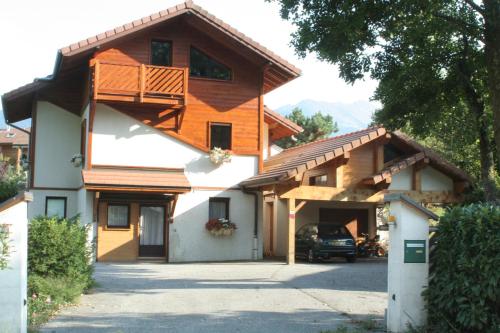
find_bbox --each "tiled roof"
[240,127,387,187]
[0,127,30,145]
[60,1,301,76]
[82,166,191,193]
[364,152,427,185]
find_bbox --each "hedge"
[426,204,500,333]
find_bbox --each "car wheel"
[307,249,316,263]
[346,257,356,263]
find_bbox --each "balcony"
[90,59,188,106]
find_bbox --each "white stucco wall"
[34,102,81,188]
[28,190,79,220]
[263,122,269,160]
[421,167,454,191]
[0,200,28,333]
[389,167,413,191]
[92,104,258,187]
[387,200,430,332]
[170,189,263,262]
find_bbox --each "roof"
[0,127,30,146]
[363,152,427,185]
[240,127,387,187]
[264,106,303,141]
[82,166,191,193]
[391,131,472,183]
[384,193,439,220]
[2,1,301,123]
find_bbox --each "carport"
[241,127,470,264]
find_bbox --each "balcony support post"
[140,64,146,103]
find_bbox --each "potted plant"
[205,218,237,237]
[209,147,232,165]
[70,154,84,167]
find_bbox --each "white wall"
[389,167,413,191]
[28,190,79,220]
[387,200,430,332]
[0,200,29,333]
[263,122,269,160]
[170,189,263,262]
[34,102,82,188]
[421,167,454,191]
[92,104,258,187]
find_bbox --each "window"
[210,123,232,150]
[107,204,130,228]
[190,47,232,80]
[151,40,172,66]
[45,197,67,218]
[309,174,328,186]
[209,198,230,220]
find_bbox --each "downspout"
[243,187,259,260]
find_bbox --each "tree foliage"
[276,107,338,148]
[426,204,500,332]
[270,0,500,200]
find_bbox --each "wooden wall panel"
[343,143,377,188]
[97,202,139,262]
[94,19,261,154]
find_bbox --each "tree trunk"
[461,74,497,201]
[484,0,500,172]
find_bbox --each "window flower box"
[209,147,232,165]
[205,218,237,237]
[70,154,84,168]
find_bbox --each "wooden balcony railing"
[90,59,188,106]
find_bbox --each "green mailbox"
[404,240,426,263]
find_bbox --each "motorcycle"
[357,233,387,257]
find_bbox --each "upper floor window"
[190,47,232,81]
[210,123,232,150]
[151,40,172,66]
[309,174,328,186]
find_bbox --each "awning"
[82,166,191,193]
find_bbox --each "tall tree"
[276,108,338,148]
[270,0,500,200]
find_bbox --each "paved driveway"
[41,259,387,333]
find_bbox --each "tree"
[270,0,500,201]
[276,108,338,148]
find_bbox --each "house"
[1,1,469,264]
[1,1,302,262]
[240,127,471,263]
[0,127,29,170]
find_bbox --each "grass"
[28,275,91,330]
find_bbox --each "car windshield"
[318,224,350,237]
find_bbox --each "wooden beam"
[279,185,463,204]
[374,144,384,173]
[287,197,296,265]
[412,167,422,191]
[295,200,308,213]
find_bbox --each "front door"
[139,206,165,257]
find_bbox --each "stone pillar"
[384,193,438,333]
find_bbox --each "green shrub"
[28,216,94,328]
[0,160,26,203]
[28,216,93,289]
[426,204,500,333]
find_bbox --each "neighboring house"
[1,1,302,262]
[1,2,469,264]
[240,127,471,262]
[0,127,29,170]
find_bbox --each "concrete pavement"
[40,259,387,333]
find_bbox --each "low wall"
[0,192,32,333]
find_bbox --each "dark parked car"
[295,223,357,263]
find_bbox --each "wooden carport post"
[287,197,295,265]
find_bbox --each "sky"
[0,0,378,114]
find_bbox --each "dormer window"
[190,47,232,81]
[5,132,15,138]
[151,40,172,66]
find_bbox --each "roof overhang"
[264,106,302,141]
[82,166,191,193]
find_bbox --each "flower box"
[209,148,232,165]
[205,218,237,237]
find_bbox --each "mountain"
[275,99,377,135]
